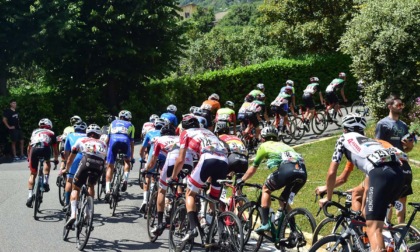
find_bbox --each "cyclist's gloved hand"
[167,177,176,185]
[140,168,147,173]
[139,158,146,163]
[202,181,211,190]
[236,179,244,186]
[131,158,135,164]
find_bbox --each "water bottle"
[269,208,275,223]
[383,230,394,252]
[274,209,284,224]
[205,213,213,224]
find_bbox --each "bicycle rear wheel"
[62,208,71,241]
[237,202,263,252]
[351,100,364,114]
[147,191,159,242]
[76,196,94,251]
[96,173,105,200]
[207,211,244,252]
[169,204,192,252]
[393,223,420,248]
[57,175,65,206]
[279,207,317,251]
[33,177,42,220]
[280,121,295,144]
[309,234,351,252]
[334,105,348,127]
[312,112,328,135]
[291,117,305,140]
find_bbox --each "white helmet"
[310,77,319,83]
[339,72,346,78]
[39,118,53,129]
[149,114,159,123]
[70,115,82,125]
[208,93,220,101]
[154,118,166,129]
[73,121,87,132]
[86,124,102,137]
[261,126,278,141]
[167,104,177,113]
[118,110,132,121]
[342,113,367,131]
[225,101,235,109]
[286,80,294,86]
[256,83,265,91]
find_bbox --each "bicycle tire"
[33,176,42,220]
[351,100,364,114]
[312,217,348,244]
[206,211,244,252]
[278,207,317,251]
[291,117,305,140]
[169,204,192,252]
[62,208,71,240]
[232,196,249,217]
[139,162,145,188]
[111,163,122,216]
[309,234,351,252]
[334,105,348,127]
[281,121,295,144]
[58,176,65,206]
[393,223,420,248]
[96,173,105,200]
[237,201,263,252]
[409,242,420,251]
[76,196,94,251]
[312,112,328,135]
[147,191,159,242]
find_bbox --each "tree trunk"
[0,76,9,96]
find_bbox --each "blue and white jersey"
[142,129,161,148]
[109,119,135,142]
[64,132,86,178]
[160,112,178,126]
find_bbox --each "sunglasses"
[393,103,405,108]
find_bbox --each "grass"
[241,123,420,230]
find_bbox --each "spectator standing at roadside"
[2,99,26,161]
[375,94,414,224]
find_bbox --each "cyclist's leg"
[42,147,52,189]
[396,161,413,223]
[105,140,118,194]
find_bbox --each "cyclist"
[139,118,166,213]
[302,77,324,130]
[318,113,405,251]
[170,115,228,241]
[237,126,307,234]
[214,101,236,135]
[244,93,269,141]
[325,72,348,121]
[141,114,158,141]
[200,93,221,131]
[191,107,208,128]
[237,95,254,133]
[104,110,135,201]
[160,105,178,127]
[64,124,107,227]
[59,115,82,171]
[61,121,87,210]
[271,86,293,132]
[26,118,59,207]
[247,83,265,100]
[279,80,296,111]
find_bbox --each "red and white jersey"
[219,134,248,156]
[141,122,155,136]
[245,101,262,113]
[72,137,108,160]
[152,135,179,157]
[271,95,289,107]
[180,128,227,157]
[30,128,57,147]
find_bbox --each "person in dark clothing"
[2,99,25,161]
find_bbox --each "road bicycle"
[351,94,370,117]
[109,152,125,216]
[324,101,348,127]
[32,157,46,220]
[169,185,244,252]
[238,182,316,252]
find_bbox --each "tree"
[258,0,355,55]
[340,0,420,119]
[217,3,259,27]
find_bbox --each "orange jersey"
[201,100,221,114]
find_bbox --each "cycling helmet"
[225,101,235,109]
[215,121,229,135]
[149,114,159,123]
[73,121,87,132]
[189,106,198,113]
[86,124,101,139]
[261,126,278,141]
[70,115,82,126]
[256,83,265,91]
[107,115,116,124]
[154,118,166,130]
[118,110,132,121]
[160,124,176,136]
[339,72,346,78]
[39,118,53,129]
[342,113,367,132]
[208,93,220,101]
[182,115,200,129]
[256,93,266,101]
[167,104,177,113]
[286,80,294,86]
[197,117,207,128]
[245,94,254,102]
[310,77,319,83]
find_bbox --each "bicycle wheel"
[312,217,348,244]
[62,208,71,240]
[97,173,105,200]
[291,117,305,140]
[334,105,348,127]
[278,207,317,251]
[207,211,244,252]
[58,176,65,206]
[232,196,249,216]
[147,191,159,242]
[237,202,263,252]
[281,121,295,144]
[169,204,192,252]
[409,242,420,251]
[33,177,41,220]
[351,100,364,115]
[76,196,94,251]
[111,171,121,216]
[393,223,420,248]
[312,112,328,135]
[309,234,351,252]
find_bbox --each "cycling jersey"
[107,119,135,164]
[279,86,295,96]
[64,132,87,178]
[219,134,247,156]
[201,100,221,114]
[271,94,290,107]
[160,112,178,126]
[72,137,108,159]
[246,101,263,113]
[180,128,228,157]
[215,108,236,123]
[325,78,345,93]
[62,126,75,137]
[141,122,155,137]
[303,83,320,95]
[252,141,297,169]
[248,89,263,99]
[152,135,179,158]
[159,147,194,190]
[142,129,162,170]
[30,128,58,148]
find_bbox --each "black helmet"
[160,124,176,136]
[182,115,200,129]
[245,94,254,102]
[215,121,229,135]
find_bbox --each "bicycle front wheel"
[393,223,420,248]
[312,217,348,244]
[168,204,192,252]
[237,202,263,252]
[309,234,351,252]
[291,117,305,140]
[351,100,364,114]
[62,207,71,240]
[312,112,328,135]
[207,211,244,252]
[76,196,94,251]
[281,121,295,144]
[279,207,317,251]
[334,105,348,127]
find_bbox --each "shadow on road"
[36,208,65,222]
[87,237,169,251]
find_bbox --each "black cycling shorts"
[264,161,307,202]
[365,164,404,221]
[302,93,316,110]
[399,161,413,198]
[73,155,105,188]
[227,153,248,174]
[325,92,338,105]
[270,105,287,117]
[245,112,259,128]
[29,147,51,174]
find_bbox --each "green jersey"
[253,141,299,169]
[326,78,345,93]
[248,89,263,99]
